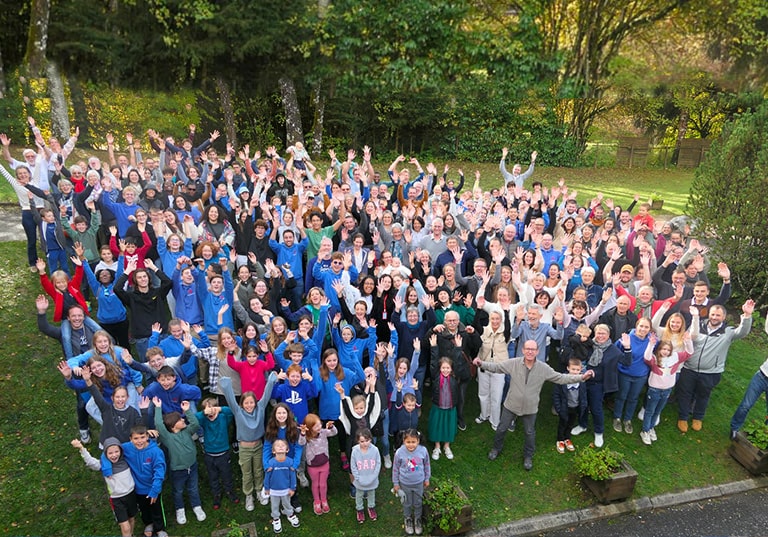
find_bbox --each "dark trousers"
[578,381,606,434]
[557,407,579,441]
[205,451,235,499]
[102,319,131,350]
[493,408,537,458]
[677,368,722,421]
[456,377,469,428]
[21,210,38,267]
[136,493,165,531]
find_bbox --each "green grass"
[1,238,767,536]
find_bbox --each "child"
[82,253,130,349]
[552,358,588,453]
[264,438,300,534]
[84,365,148,445]
[264,403,304,514]
[62,201,102,264]
[391,388,421,450]
[152,397,206,525]
[33,204,69,275]
[195,397,239,509]
[71,437,137,537]
[350,428,381,524]
[124,342,192,384]
[273,363,317,425]
[220,373,277,511]
[227,341,275,398]
[142,365,202,415]
[640,332,693,444]
[119,425,167,537]
[298,413,337,515]
[428,335,459,461]
[568,323,594,362]
[392,429,431,536]
[36,257,89,322]
[338,370,381,496]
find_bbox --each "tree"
[688,102,768,305]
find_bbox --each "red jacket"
[40,264,89,322]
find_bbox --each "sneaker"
[313,502,322,515]
[340,452,350,471]
[571,425,587,436]
[213,496,221,510]
[730,429,738,441]
[594,433,604,447]
[640,431,652,445]
[649,428,657,442]
[432,447,441,460]
[475,416,487,424]
[232,441,239,454]
[458,422,467,431]
[143,524,153,537]
[176,508,187,525]
[258,489,269,505]
[156,531,169,537]
[564,439,575,452]
[444,446,454,460]
[638,407,645,421]
[414,516,423,535]
[384,454,392,469]
[678,419,689,432]
[523,457,533,471]
[405,517,414,535]
[245,494,254,511]
[297,471,309,488]
[487,449,499,461]
[556,441,565,454]
[508,420,516,432]
[623,420,633,434]
[357,509,365,524]
[321,501,330,513]
[612,418,622,432]
[193,505,206,521]
[272,517,282,534]
[79,429,92,444]
[287,514,300,528]
[368,507,377,520]
[692,419,703,431]
[293,502,302,514]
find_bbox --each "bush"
[573,448,624,481]
[688,102,768,307]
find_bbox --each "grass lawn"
[1,233,767,536]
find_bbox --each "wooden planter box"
[581,461,638,504]
[424,486,473,536]
[729,431,768,475]
[651,199,664,210]
[211,521,257,537]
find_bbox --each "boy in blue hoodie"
[120,425,167,537]
[143,365,202,415]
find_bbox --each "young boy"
[153,397,206,525]
[273,363,317,425]
[264,438,300,534]
[34,206,70,275]
[62,200,102,264]
[143,365,201,415]
[350,428,381,523]
[120,425,167,537]
[552,358,588,454]
[390,388,421,450]
[125,340,193,384]
[71,437,137,537]
[195,397,239,509]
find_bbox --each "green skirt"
[428,406,457,443]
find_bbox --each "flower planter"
[729,431,768,475]
[651,199,664,210]
[424,485,473,536]
[211,521,258,537]
[581,461,638,504]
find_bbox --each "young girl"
[338,371,381,496]
[263,438,300,534]
[428,336,459,461]
[640,332,694,444]
[392,429,431,536]
[351,428,381,524]
[219,372,277,511]
[263,403,304,514]
[227,341,275,399]
[36,257,90,322]
[298,413,337,515]
[83,366,148,445]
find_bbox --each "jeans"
[355,487,376,510]
[61,317,103,358]
[22,210,38,267]
[47,248,70,275]
[614,373,647,422]
[731,370,768,432]
[171,462,202,509]
[642,386,672,432]
[493,407,537,458]
[134,337,150,363]
[578,381,606,434]
[677,368,722,421]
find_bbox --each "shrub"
[573,448,624,481]
[742,420,768,450]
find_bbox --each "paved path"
[0,205,24,242]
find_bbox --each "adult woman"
[612,317,652,434]
[371,274,396,341]
[192,327,243,400]
[198,205,235,257]
[173,194,202,225]
[0,161,40,271]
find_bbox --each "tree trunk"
[310,83,325,157]
[673,108,689,164]
[67,73,91,147]
[24,0,51,78]
[279,76,304,147]
[46,61,70,139]
[215,76,237,149]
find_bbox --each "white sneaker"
[193,505,206,521]
[640,431,652,445]
[245,494,254,511]
[431,447,441,460]
[444,446,454,460]
[384,454,392,469]
[649,428,657,442]
[156,531,169,537]
[594,433,604,447]
[638,407,645,420]
[287,513,300,528]
[475,416,487,424]
[571,425,587,436]
[176,508,187,525]
[79,429,92,444]
[297,471,309,488]
[259,488,269,505]
[272,517,282,533]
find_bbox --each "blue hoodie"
[118,438,166,498]
[143,378,201,414]
[83,259,127,324]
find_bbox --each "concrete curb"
[469,477,768,537]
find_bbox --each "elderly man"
[475,340,593,469]
[510,304,564,363]
[677,300,754,432]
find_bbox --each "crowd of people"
[2,116,761,537]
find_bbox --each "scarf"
[588,337,613,367]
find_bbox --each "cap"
[620,264,635,274]
[306,192,315,199]
[144,182,158,192]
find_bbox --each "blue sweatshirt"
[199,269,235,335]
[615,329,652,378]
[263,456,296,496]
[119,439,166,498]
[83,260,127,324]
[171,266,206,325]
[157,235,193,274]
[263,426,304,471]
[331,326,375,379]
[392,444,431,488]
[272,380,318,424]
[143,378,202,414]
[269,238,308,279]
[67,347,143,387]
[274,337,320,372]
[314,366,362,421]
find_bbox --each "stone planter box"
[424,485,473,536]
[581,461,638,504]
[729,431,768,475]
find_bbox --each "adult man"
[419,217,447,261]
[677,300,754,433]
[475,341,592,470]
[499,147,537,188]
[510,304,564,363]
[597,295,638,342]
